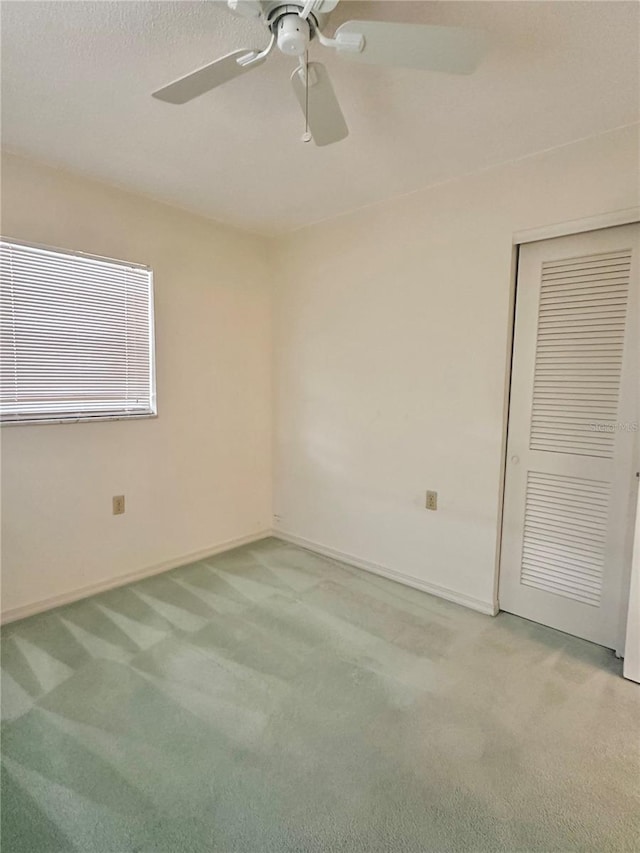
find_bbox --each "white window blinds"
[0,239,156,424]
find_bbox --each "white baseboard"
[274,529,498,616]
[2,527,497,625]
[0,529,272,625]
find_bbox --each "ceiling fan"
[152,0,487,147]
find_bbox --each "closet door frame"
[494,207,640,662]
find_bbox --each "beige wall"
[272,125,640,613]
[2,125,638,625]
[1,152,273,617]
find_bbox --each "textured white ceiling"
[1,1,638,234]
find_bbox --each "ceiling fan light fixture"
[277,13,310,56]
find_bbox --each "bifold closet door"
[500,224,639,649]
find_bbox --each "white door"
[500,224,639,650]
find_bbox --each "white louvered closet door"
[500,224,639,650]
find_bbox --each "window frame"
[0,237,158,426]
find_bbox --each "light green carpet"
[1,537,638,852]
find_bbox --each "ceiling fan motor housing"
[276,13,310,56]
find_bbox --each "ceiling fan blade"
[334,21,487,74]
[291,61,348,147]
[152,48,265,104]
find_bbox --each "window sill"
[1,412,158,427]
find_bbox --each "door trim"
[513,207,640,246]
[493,245,520,614]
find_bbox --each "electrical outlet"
[426,491,438,511]
[112,495,125,515]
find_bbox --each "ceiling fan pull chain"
[301,50,312,143]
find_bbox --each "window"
[0,239,156,424]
